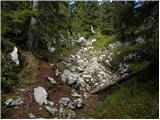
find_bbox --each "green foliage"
[1,1,33,36]
[48,45,80,63]
[1,105,9,119]
[1,56,20,92]
[103,37,158,72]
[128,61,150,72]
[1,77,14,93]
[86,70,158,119]
[1,39,16,53]
[19,68,33,87]
[99,2,115,34]
[93,34,115,51]
[1,40,25,93]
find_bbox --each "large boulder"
[34,86,48,106]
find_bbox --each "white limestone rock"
[91,39,96,43]
[61,70,79,85]
[78,37,85,43]
[34,86,48,106]
[136,37,145,44]
[74,98,83,108]
[47,77,56,85]
[28,113,36,119]
[10,47,19,65]
[68,73,79,85]
[86,41,92,46]
[59,97,70,107]
[61,70,72,82]
[71,89,81,97]
[47,42,55,53]
[91,26,95,34]
[45,106,58,115]
[47,100,54,106]
[5,98,24,107]
[68,102,76,109]
[59,107,76,119]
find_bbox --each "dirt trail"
[7,51,97,119]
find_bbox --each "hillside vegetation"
[1,1,159,119]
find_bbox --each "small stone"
[59,97,70,107]
[74,98,83,108]
[91,39,96,43]
[5,98,24,107]
[45,106,58,115]
[67,110,76,119]
[47,77,56,85]
[70,55,75,58]
[59,107,76,119]
[84,92,90,98]
[91,26,96,34]
[78,37,85,43]
[75,55,81,59]
[5,99,13,106]
[47,100,54,106]
[86,41,92,46]
[19,88,25,92]
[68,102,76,109]
[55,69,60,76]
[136,37,145,44]
[67,73,78,85]
[28,113,36,119]
[61,70,72,82]
[77,67,84,72]
[71,89,81,97]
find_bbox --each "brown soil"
[6,51,98,119]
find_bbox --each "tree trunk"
[28,1,38,52]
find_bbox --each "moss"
[19,68,33,87]
[42,108,53,119]
[93,34,115,51]
[5,94,21,100]
[86,71,159,119]
[48,45,80,63]
[1,39,16,53]
[128,61,150,73]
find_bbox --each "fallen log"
[90,72,137,94]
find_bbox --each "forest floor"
[4,50,100,119]
[2,35,158,119]
[3,35,118,118]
